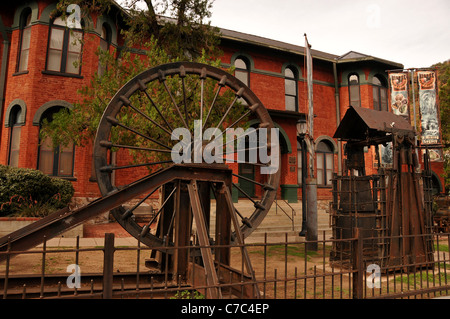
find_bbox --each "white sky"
[118,0,450,69]
[209,0,450,69]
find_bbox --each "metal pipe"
[306,177,318,250]
[333,61,342,175]
[299,136,307,236]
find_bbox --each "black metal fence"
[1,230,449,299]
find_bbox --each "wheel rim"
[93,61,280,247]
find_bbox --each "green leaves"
[433,60,450,191]
[0,165,74,217]
[436,61,450,144]
[121,0,220,60]
[41,1,248,173]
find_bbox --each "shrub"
[0,165,74,217]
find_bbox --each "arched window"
[234,57,250,87]
[17,8,32,72]
[8,106,22,167]
[38,107,74,177]
[348,74,361,107]
[285,67,298,111]
[316,141,334,186]
[373,75,388,111]
[46,16,83,75]
[98,23,111,76]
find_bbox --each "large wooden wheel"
[93,62,280,248]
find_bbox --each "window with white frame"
[285,67,298,111]
[373,75,388,111]
[46,17,83,75]
[98,23,111,77]
[8,106,22,167]
[348,74,361,107]
[234,57,249,86]
[17,9,32,72]
[38,107,74,177]
[316,141,334,186]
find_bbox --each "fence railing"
[1,230,449,299]
[274,194,296,231]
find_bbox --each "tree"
[435,60,450,144]
[41,0,246,172]
[120,0,221,60]
[53,0,220,60]
[434,60,450,192]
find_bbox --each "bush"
[0,165,74,217]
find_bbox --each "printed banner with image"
[380,142,393,168]
[421,148,443,162]
[417,70,441,145]
[389,72,409,119]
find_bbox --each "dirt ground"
[1,240,354,299]
[2,235,448,299]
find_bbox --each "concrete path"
[37,199,333,247]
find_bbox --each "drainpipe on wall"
[333,61,342,175]
[0,15,10,148]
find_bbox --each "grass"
[394,271,450,286]
[434,244,449,252]
[250,244,318,260]
[248,243,333,263]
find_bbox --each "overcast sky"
[118,0,449,69]
[209,0,449,69]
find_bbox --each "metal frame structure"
[330,106,435,271]
[1,231,449,299]
[0,62,281,298]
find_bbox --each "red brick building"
[0,0,444,206]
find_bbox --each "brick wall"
[0,9,105,198]
[0,0,445,204]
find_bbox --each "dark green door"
[238,163,255,198]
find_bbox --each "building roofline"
[337,51,403,68]
[219,28,339,63]
[110,0,404,69]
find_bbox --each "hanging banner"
[389,72,409,119]
[380,142,393,168]
[421,148,443,162]
[417,70,441,145]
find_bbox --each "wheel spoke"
[203,75,227,131]
[106,116,172,150]
[138,79,174,132]
[221,126,261,150]
[100,140,172,153]
[223,144,269,156]
[100,160,173,173]
[206,109,253,147]
[212,88,244,136]
[209,184,252,228]
[200,68,206,124]
[140,186,177,237]
[159,70,189,131]
[180,67,189,127]
[94,62,280,245]
[120,95,173,136]
[121,187,160,220]
[232,183,265,210]
[221,157,269,167]
[224,109,253,133]
[232,173,276,191]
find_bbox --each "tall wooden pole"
[305,34,318,250]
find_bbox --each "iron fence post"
[2,237,11,299]
[103,233,115,299]
[352,228,364,299]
